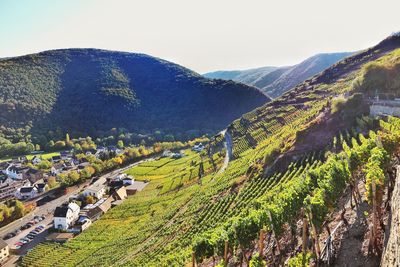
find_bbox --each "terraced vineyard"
[21,38,400,266]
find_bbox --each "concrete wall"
[381,165,400,267]
[370,104,400,117]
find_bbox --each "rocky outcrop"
[381,165,400,267]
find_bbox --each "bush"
[288,252,312,267]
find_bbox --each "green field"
[0,152,60,163]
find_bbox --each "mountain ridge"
[204,52,353,97]
[0,48,270,144]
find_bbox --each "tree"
[85,195,95,204]
[54,140,66,149]
[47,140,55,150]
[13,200,25,218]
[117,140,124,149]
[47,176,57,188]
[74,143,82,152]
[66,133,70,143]
[68,171,80,184]
[37,160,52,170]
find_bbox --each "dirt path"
[217,130,232,174]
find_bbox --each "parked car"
[14,242,24,249]
[20,238,29,244]
[34,215,45,222]
[4,233,15,239]
[24,223,33,229]
[27,234,35,240]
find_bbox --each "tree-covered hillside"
[0,49,269,145]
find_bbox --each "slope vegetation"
[0,49,269,143]
[21,35,400,266]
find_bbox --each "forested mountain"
[21,34,400,266]
[204,52,353,97]
[0,49,269,144]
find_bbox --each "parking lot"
[3,214,53,254]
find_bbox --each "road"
[217,130,232,174]
[0,182,89,240]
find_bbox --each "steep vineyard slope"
[21,34,400,267]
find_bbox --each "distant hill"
[204,52,353,98]
[0,49,269,143]
[203,66,278,84]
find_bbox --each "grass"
[0,152,60,163]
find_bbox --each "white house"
[53,202,80,230]
[31,156,42,165]
[51,164,64,176]
[82,183,106,199]
[162,150,172,157]
[122,177,134,186]
[15,186,38,200]
[3,165,26,180]
[0,240,9,263]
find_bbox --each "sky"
[0,0,399,73]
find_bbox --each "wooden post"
[268,211,281,253]
[259,229,265,258]
[302,210,308,253]
[224,240,228,266]
[309,211,321,260]
[371,179,377,252]
[192,251,196,267]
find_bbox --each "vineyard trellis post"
[192,251,196,267]
[224,240,228,266]
[267,211,281,253]
[309,211,321,261]
[259,229,265,258]
[371,178,377,253]
[302,208,308,253]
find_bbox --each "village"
[0,145,144,262]
[0,142,205,265]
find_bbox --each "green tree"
[85,195,95,204]
[54,140,66,149]
[13,200,25,218]
[117,140,124,149]
[47,176,57,189]
[68,171,80,184]
[37,159,52,170]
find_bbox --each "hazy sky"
[0,0,399,73]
